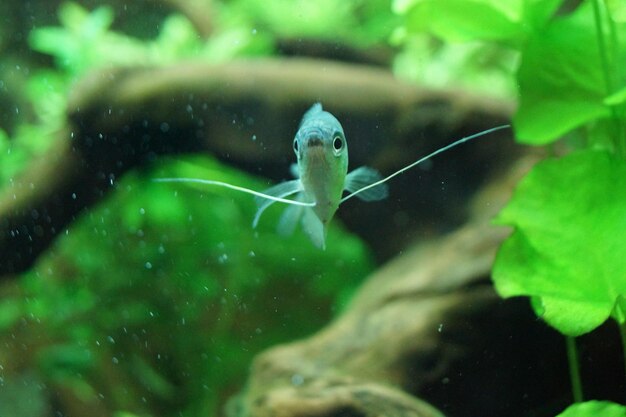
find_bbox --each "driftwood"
[227,154,575,417]
[0,58,515,276]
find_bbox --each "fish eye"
[333,136,343,152]
[293,139,299,153]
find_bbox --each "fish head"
[293,104,348,175]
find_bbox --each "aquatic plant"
[1,1,275,190]
[396,0,626,414]
[0,154,375,416]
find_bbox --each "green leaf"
[607,0,626,23]
[493,150,626,336]
[605,86,626,106]
[394,0,561,44]
[28,3,115,74]
[58,2,113,35]
[397,0,523,42]
[556,401,626,417]
[514,3,614,144]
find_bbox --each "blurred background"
[0,1,521,416]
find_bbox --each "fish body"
[253,103,387,248]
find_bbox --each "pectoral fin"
[301,207,326,249]
[253,179,303,228]
[343,166,389,202]
[277,195,304,236]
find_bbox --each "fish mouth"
[300,127,325,147]
[306,137,324,147]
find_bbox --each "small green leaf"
[493,150,626,336]
[556,401,626,417]
[58,2,113,35]
[514,3,612,144]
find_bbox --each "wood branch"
[276,38,393,67]
[0,58,515,276]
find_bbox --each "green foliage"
[391,34,518,97]
[515,2,623,144]
[28,2,274,74]
[398,0,626,334]
[607,0,626,22]
[494,0,626,338]
[492,150,626,336]
[5,156,374,416]
[396,0,626,407]
[556,401,626,417]
[391,0,533,98]
[0,125,54,186]
[1,1,275,192]
[395,0,626,146]
[227,0,395,44]
[2,0,394,192]
[394,0,558,44]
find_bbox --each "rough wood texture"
[228,156,571,417]
[0,58,515,275]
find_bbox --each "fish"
[251,103,388,248]
[155,103,509,248]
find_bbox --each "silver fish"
[252,103,387,248]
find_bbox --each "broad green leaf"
[556,401,626,417]
[607,0,626,22]
[514,3,617,144]
[521,0,564,31]
[605,86,626,106]
[493,150,626,336]
[394,0,561,44]
[398,0,523,42]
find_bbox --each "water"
[1,1,619,417]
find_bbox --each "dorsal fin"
[300,103,323,124]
